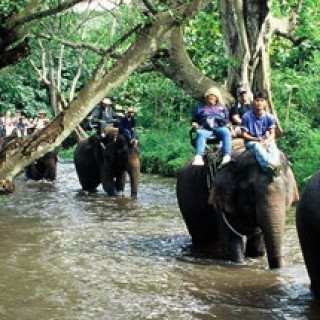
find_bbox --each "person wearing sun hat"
[191,87,232,166]
[91,97,116,134]
[119,106,138,147]
[33,109,50,130]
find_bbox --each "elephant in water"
[296,170,320,299]
[176,147,299,269]
[25,148,59,181]
[74,132,140,198]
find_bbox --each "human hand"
[191,122,199,129]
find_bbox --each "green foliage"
[185,6,229,81]
[0,0,27,18]
[112,72,196,129]
[139,123,193,177]
[0,64,48,117]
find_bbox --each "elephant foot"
[245,249,265,258]
[190,242,226,259]
[268,256,284,269]
[245,231,265,258]
[83,188,98,193]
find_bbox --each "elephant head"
[74,132,140,198]
[177,147,299,269]
[210,149,298,268]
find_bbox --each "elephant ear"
[279,152,300,208]
[88,135,105,165]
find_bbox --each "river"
[0,163,319,319]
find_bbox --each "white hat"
[204,87,222,102]
[237,87,247,95]
[102,97,112,105]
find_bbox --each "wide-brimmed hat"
[204,87,222,102]
[102,97,112,105]
[238,87,247,95]
[38,110,46,114]
[127,107,135,113]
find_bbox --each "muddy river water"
[0,163,319,319]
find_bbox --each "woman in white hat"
[191,87,232,166]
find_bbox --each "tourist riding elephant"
[74,133,140,198]
[25,148,59,181]
[296,171,320,299]
[176,148,299,269]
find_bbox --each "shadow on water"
[0,163,319,319]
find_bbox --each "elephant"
[296,170,320,299]
[74,132,140,198]
[176,147,299,269]
[25,148,59,181]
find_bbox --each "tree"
[0,0,315,192]
[0,0,85,69]
[0,0,203,192]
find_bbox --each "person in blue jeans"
[191,87,232,166]
[119,107,137,147]
[241,91,280,175]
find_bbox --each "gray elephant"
[176,148,299,269]
[74,133,140,198]
[296,170,320,299]
[25,148,59,181]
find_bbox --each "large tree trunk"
[220,0,281,129]
[0,0,203,192]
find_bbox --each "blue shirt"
[192,103,229,130]
[120,116,136,132]
[242,110,275,138]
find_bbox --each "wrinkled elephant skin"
[74,134,140,198]
[296,170,320,299]
[177,148,299,269]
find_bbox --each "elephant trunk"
[256,185,286,269]
[128,150,140,198]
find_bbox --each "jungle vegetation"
[0,0,319,190]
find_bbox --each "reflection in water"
[0,163,319,319]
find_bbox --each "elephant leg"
[43,159,57,181]
[217,212,244,263]
[127,149,140,198]
[102,174,116,196]
[228,232,245,263]
[245,230,266,258]
[115,172,126,194]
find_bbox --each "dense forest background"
[0,0,319,189]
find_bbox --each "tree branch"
[9,0,85,29]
